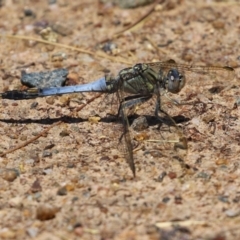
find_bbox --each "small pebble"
[52,22,73,36]
[162,197,170,203]
[9,196,23,208]
[43,168,53,175]
[212,20,225,29]
[134,132,149,141]
[101,0,154,8]
[29,178,42,193]
[132,116,149,131]
[24,8,35,17]
[59,95,70,106]
[59,129,70,137]
[225,209,240,218]
[26,227,39,238]
[46,96,55,105]
[66,183,75,191]
[67,163,76,168]
[99,156,110,161]
[218,195,229,203]
[30,102,38,109]
[42,150,52,158]
[196,171,210,180]
[39,27,58,42]
[51,52,66,63]
[174,195,182,204]
[168,171,177,179]
[36,204,60,221]
[21,68,68,88]
[57,186,67,196]
[101,41,118,53]
[88,116,101,124]
[215,159,228,166]
[44,143,55,150]
[0,168,19,182]
[156,171,167,182]
[148,150,163,158]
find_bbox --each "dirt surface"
[0,0,240,239]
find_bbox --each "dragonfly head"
[164,69,185,93]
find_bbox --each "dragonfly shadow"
[0,116,86,125]
[99,113,190,128]
[128,114,190,127]
[0,114,190,129]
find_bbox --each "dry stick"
[0,93,102,157]
[0,121,61,157]
[0,34,133,66]
[98,0,165,44]
[73,93,102,113]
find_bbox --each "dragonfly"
[0,60,235,177]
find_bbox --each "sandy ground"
[0,0,240,239]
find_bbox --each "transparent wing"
[147,60,234,77]
[116,85,136,177]
[147,60,235,97]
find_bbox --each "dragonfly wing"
[147,60,235,99]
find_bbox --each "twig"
[0,34,133,65]
[0,93,102,157]
[0,121,61,157]
[73,93,103,113]
[98,0,165,44]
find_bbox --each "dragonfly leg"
[117,94,152,118]
[117,94,152,140]
[154,90,187,150]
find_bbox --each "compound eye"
[166,69,184,94]
[170,72,175,81]
[179,74,183,81]
[168,69,180,81]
